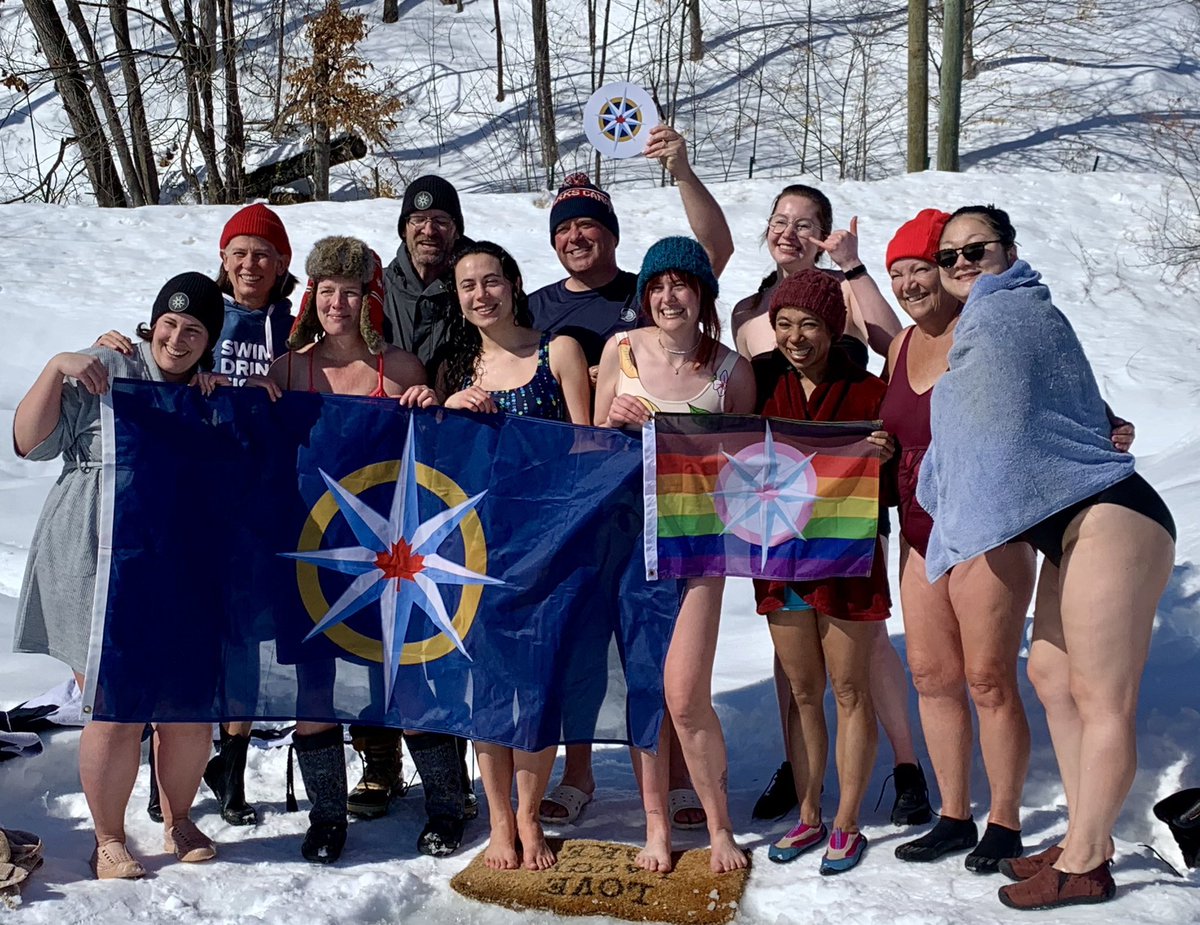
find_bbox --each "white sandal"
[668,788,707,831]
[538,784,593,825]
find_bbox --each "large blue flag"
[84,381,680,751]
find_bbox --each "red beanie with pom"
[886,208,951,270]
[220,203,291,262]
[769,269,846,335]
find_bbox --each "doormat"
[450,838,749,924]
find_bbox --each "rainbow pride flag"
[643,413,881,580]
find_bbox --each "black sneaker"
[752,761,797,821]
[891,763,933,826]
[965,822,1023,873]
[417,814,464,857]
[895,815,978,862]
[301,821,347,864]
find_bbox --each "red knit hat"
[220,204,291,262]
[769,269,845,335]
[886,208,951,269]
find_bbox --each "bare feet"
[517,817,556,871]
[484,817,519,870]
[709,829,748,873]
[636,820,673,873]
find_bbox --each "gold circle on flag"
[294,460,486,664]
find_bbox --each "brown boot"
[998,861,1116,910]
[998,844,1063,881]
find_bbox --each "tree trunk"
[383,0,398,23]
[493,0,504,101]
[21,0,127,206]
[687,0,702,61]
[938,0,963,172]
[963,0,976,79]
[63,0,144,206]
[907,0,928,173]
[312,44,330,200]
[531,0,558,190]
[161,0,224,201]
[592,0,611,184]
[274,0,286,123]
[243,134,365,200]
[220,0,245,202]
[109,0,159,203]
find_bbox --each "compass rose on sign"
[284,417,502,709]
[599,96,644,142]
[710,422,821,571]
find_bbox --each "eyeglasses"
[406,214,455,232]
[767,216,818,236]
[933,239,1002,269]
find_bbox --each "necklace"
[659,333,701,375]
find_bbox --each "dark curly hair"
[750,184,835,313]
[438,241,533,394]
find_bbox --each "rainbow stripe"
[644,414,880,580]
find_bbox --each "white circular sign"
[583,82,661,160]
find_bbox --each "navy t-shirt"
[528,270,641,366]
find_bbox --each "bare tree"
[493,0,505,102]
[220,0,246,201]
[908,0,928,172]
[531,0,558,189]
[687,0,703,61]
[21,0,127,206]
[383,0,398,24]
[938,0,963,171]
[109,0,159,203]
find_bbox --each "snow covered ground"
[0,166,1199,923]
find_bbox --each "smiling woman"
[11,273,226,882]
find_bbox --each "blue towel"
[917,260,1134,581]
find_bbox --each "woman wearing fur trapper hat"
[248,236,436,865]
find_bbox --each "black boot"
[346,728,404,819]
[295,727,348,864]
[752,761,798,821]
[891,763,933,826]
[203,729,258,826]
[457,736,478,821]
[896,815,978,862]
[146,729,163,823]
[1154,787,1200,868]
[406,732,465,857]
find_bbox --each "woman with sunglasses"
[919,205,1174,910]
[595,236,755,874]
[732,186,927,829]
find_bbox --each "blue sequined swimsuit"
[465,333,566,420]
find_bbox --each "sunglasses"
[934,239,1002,269]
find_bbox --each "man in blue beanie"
[529,125,733,377]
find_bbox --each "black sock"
[965,822,1023,873]
[895,815,978,862]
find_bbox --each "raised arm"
[13,353,108,457]
[811,217,902,357]
[644,125,734,276]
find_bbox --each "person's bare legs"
[155,723,215,827]
[514,747,557,870]
[870,626,918,766]
[819,617,878,834]
[901,549,973,820]
[632,720,672,871]
[773,653,793,765]
[946,544,1035,829]
[662,577,746,873]
[476,743,519,869]
[766,611,826,826]
[224,721,252,737]
[78,720,143,846]
[1036,505,1173,874]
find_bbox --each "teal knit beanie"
[636,236,719,305]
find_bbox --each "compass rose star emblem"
[710,422,820,571]
[599,97,643,141]
[283,417,502,708]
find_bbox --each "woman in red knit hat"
[753,268,895,875]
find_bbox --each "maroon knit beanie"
[769,269,845,335]
[220,204,291,262]
[886,208,951,269]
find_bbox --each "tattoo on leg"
[720,770,728,794]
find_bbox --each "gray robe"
[14,342,164,676]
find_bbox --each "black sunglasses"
[934,239,1002,269]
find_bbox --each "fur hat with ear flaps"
[288,235,387,354]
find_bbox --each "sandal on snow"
[538,784,593,825]
[668,788,707,831]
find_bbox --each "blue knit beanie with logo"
[549,172,620,244]
[636,236,719,305]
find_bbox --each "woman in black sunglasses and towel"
[917,205,1175,912]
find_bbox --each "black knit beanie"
[399,175,464,237]
[150,272,225,368]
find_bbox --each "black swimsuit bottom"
[1019,473,1176,567]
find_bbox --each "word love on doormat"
[450,839,749,924]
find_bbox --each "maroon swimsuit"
[880,329,935,558]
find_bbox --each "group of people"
[11,122,1174,913]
